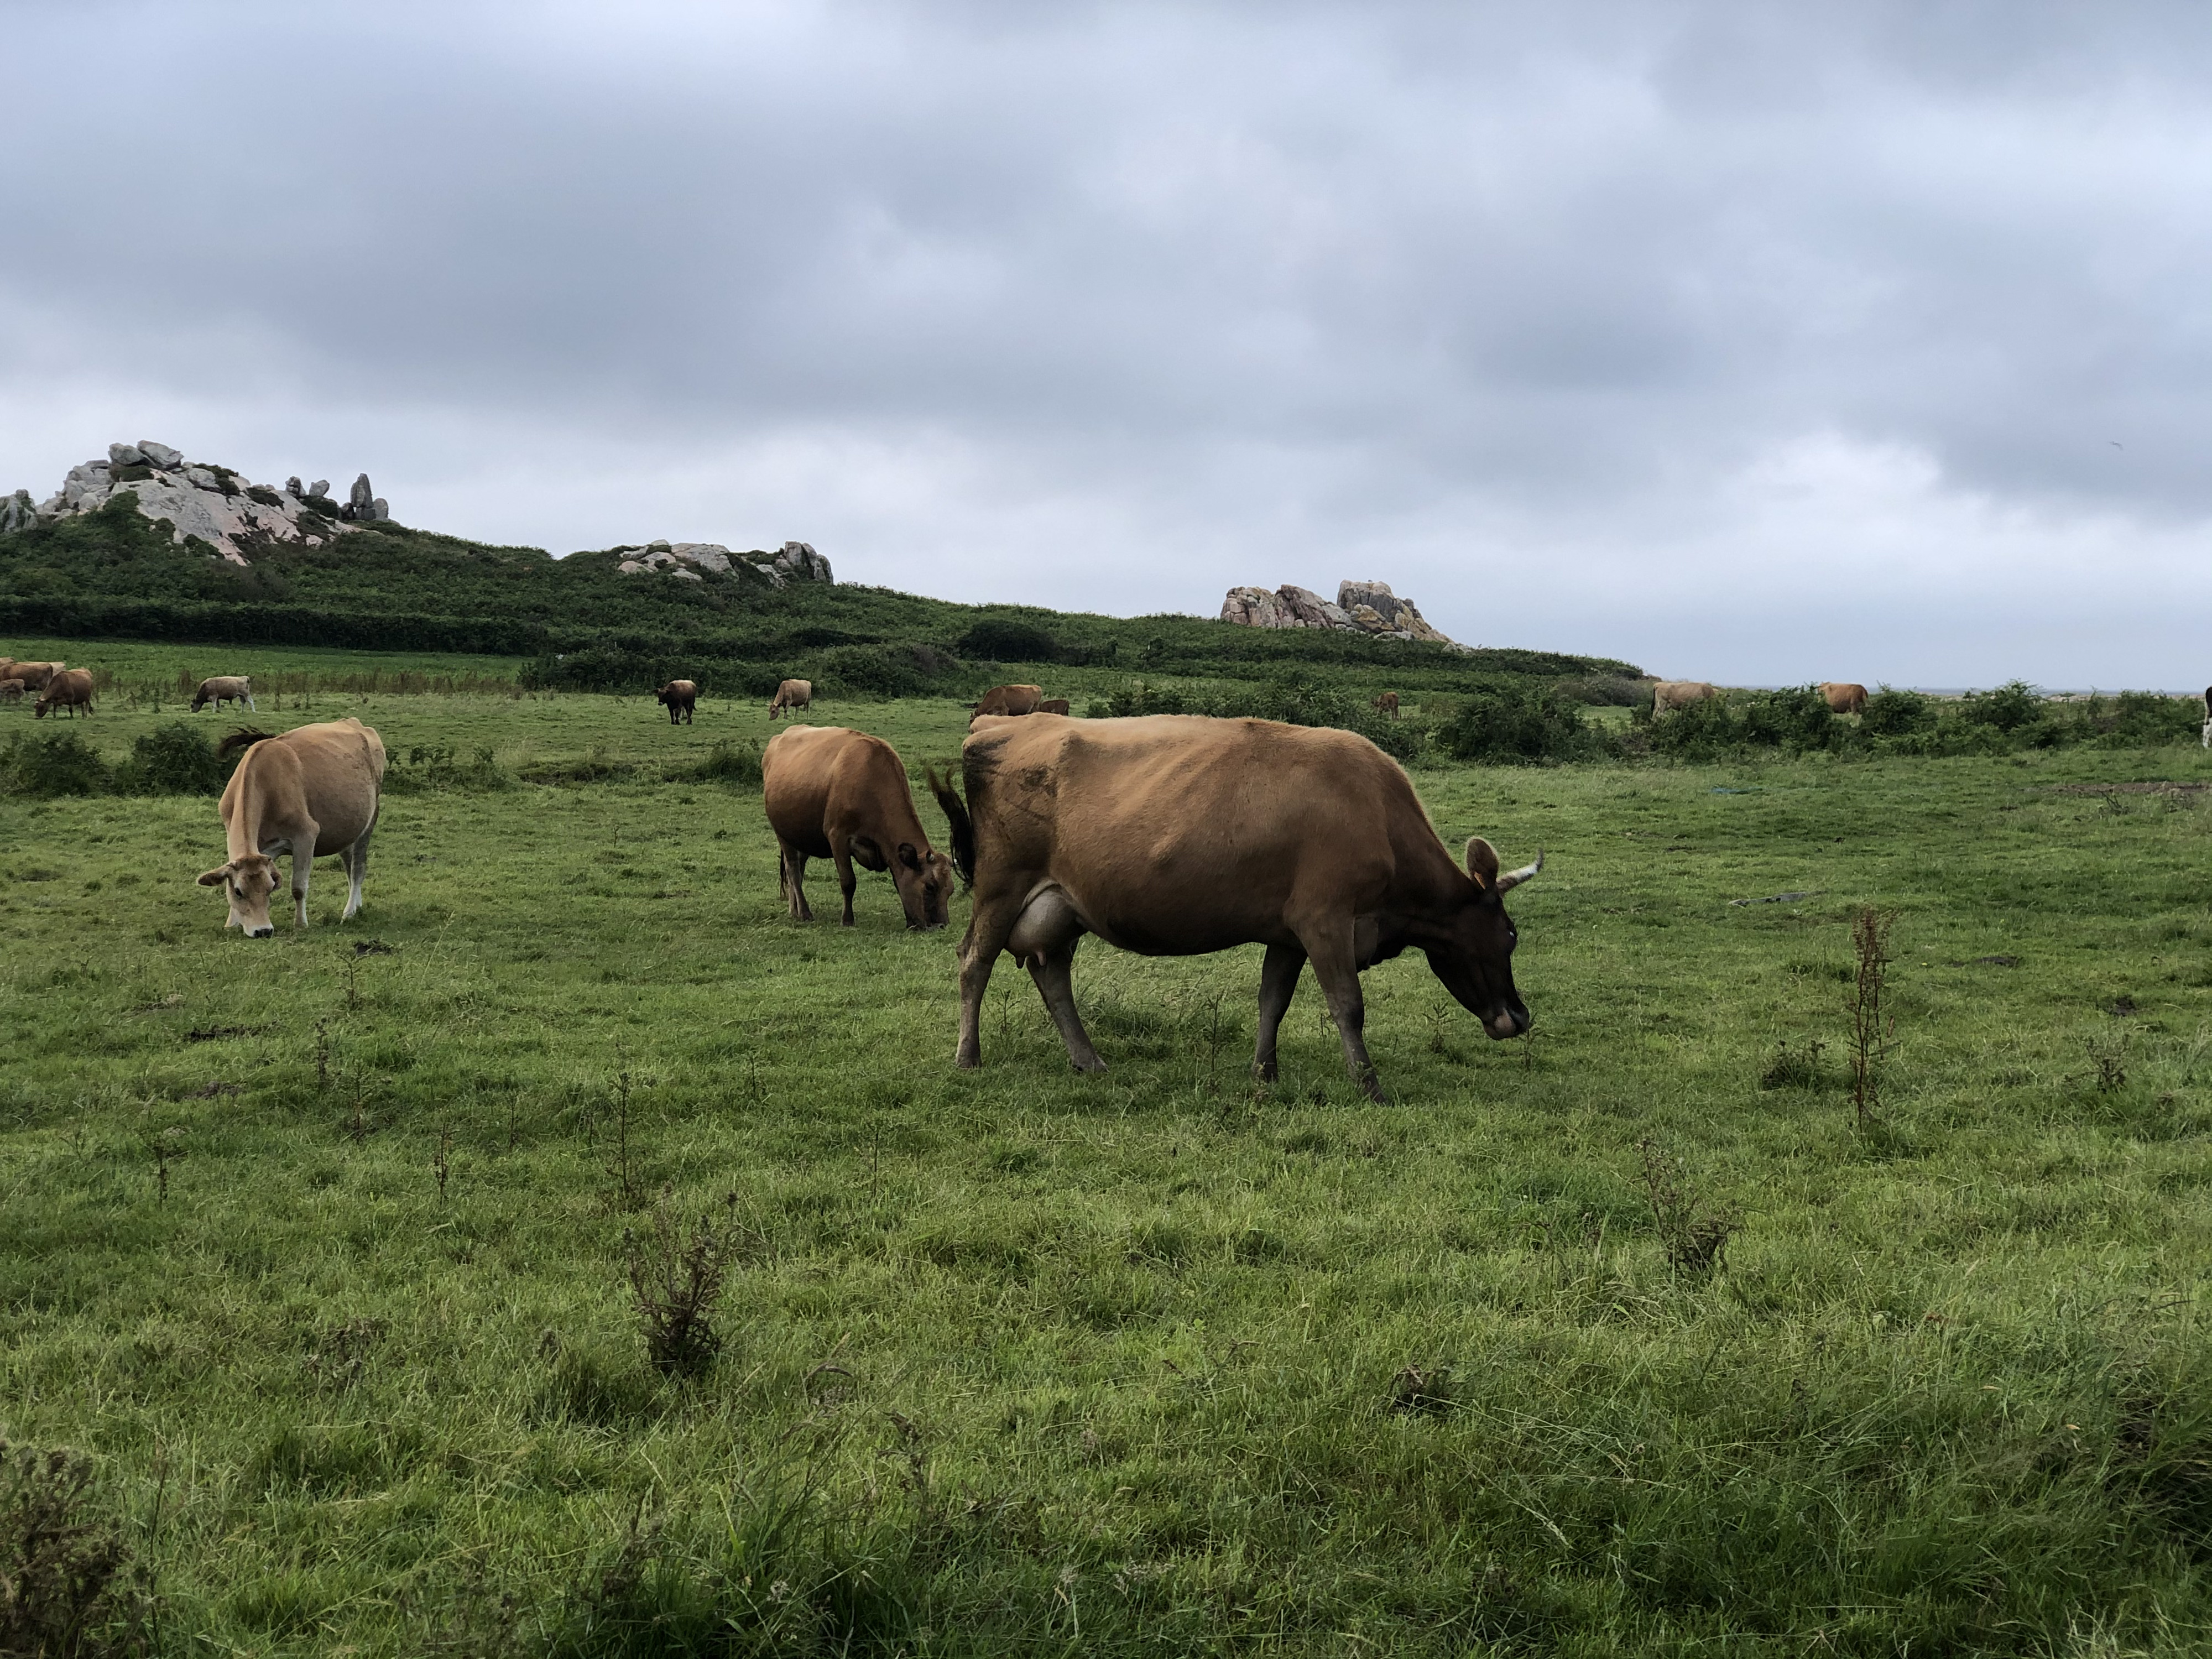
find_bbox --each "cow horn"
[1494,849,1544,892]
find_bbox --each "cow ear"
[197,864,232,886]
[1464,837,1500,890]
[897,843,921,870]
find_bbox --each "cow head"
[891,842,956,931]
[1421,837,1541,1040]
[197,853,282,936]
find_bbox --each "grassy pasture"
[3,679,2212,1655]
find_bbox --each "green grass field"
[4,671,2212,1655]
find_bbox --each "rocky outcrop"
[1219,579,1468,649]
[610,538,833,587]
[3,441,395,565]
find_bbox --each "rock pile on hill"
[1220,580,1468,649]
[1,441,392,565]
[611,539,833,587]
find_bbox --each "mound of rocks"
[611,539,833,587]
[2,442,393,565]
[1220,580,1468,650]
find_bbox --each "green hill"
[0,489,1642,698]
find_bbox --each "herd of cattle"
[0,659,259,718]
[27,656,2212,1092]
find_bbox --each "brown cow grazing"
[1819,682,1869,716]
[0,679,23,706]
[33,668,95,719]
[929,715,1539,1100]
[656,680,698,724]
[763,726,954,930]
[769,679,813,719]
[1039,697,1071,716]
[1652,681,1719,713]
[7,661,64,693]
[196,719,385,937]
[1374,692,1400,719]
[971,684,1044,723]
[191,675,255,712]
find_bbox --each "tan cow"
[769,679,813,719]
[191,675,256,712]
[1819,682,1868,716]
[928,714,1539,1099]
[196,719,386,937]
[1652,681,1719,713]
[33,668,95,718]
[763,726,954,930]
[0,679,23,706]
[1039,697,1071,716]
[656,679,698,724]
[1374,691,1400,719]
[7,661,64,693]
[971,684,1043,723]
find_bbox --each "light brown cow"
[191,675,256,712]
[1374,692,1400,719]
[1039,697,1071,716]
[196,719,386,937]
[971,684,1044,723]
[7,661,64,693]
[1652,681,1719,713]
[763,726,954,930]
[656,679,698,724]
[769,679,813,719]
[928,714,1540,1100]
[33,668,95,719]
[0,679,23,706]
[1819,682,1869,716]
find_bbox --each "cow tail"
[927,765,975,886]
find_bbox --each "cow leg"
[1026,943,1104,1073]
[1302,929,1383,1100]
[831,842,858,927]
[956,898,1025,1069]
[779,843,813,921]
[340,807,377,922]
[1253,941,1307,1082]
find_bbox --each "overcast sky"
[3,1,2207,686]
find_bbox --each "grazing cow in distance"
[7,661,64,693]
[763,725,954,930]
[930,714,1540,1100]
[0,679,23,706]
[33,668,95,719]
[1819,682,1869,716]
[1374,692,1400,719]
[196,719,385,936]
[656,680,698,724]
[971,684,1044,723]
[1652,681,1720,713]
[1039,697,1071,716]
[769,679,813,719]
[192,675,255,712]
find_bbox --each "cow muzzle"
[244,924,275,939]
[1485,1006,1530,1040]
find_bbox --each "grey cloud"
[3,1,2209,683]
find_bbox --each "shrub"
[1555,673,1650,707]
[1737,686,1838,752]
[690,740,764,789]
[1960,679,2045,733]
[957,618,1060,663]
[118,722,224,795]
[0,1437,153,1655]
[1859,686,1934,737]
[1438,684,1593,764]
[0,731,113,798]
